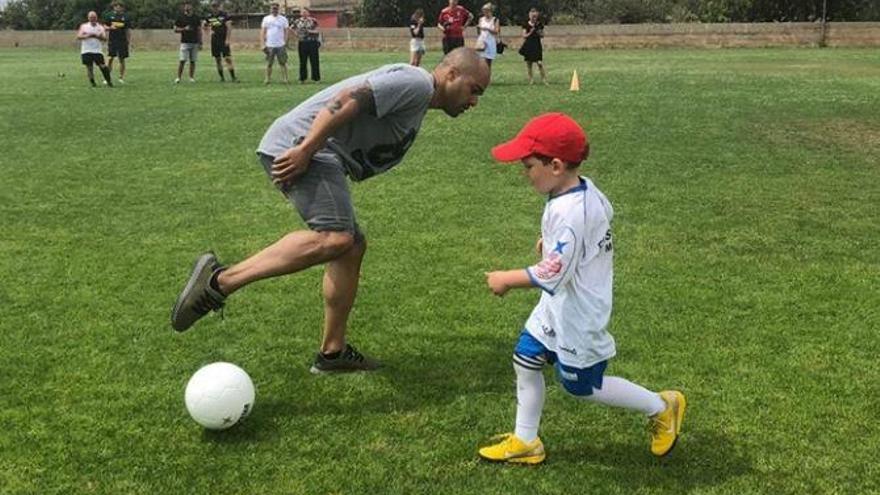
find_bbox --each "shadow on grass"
[546,427,753,492]
[230,332,514,421]
[193,333,511,446]
[195,337,750,494]
[198,410,277,444]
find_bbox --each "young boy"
[478,113,686,465]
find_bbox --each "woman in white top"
[408,9,426,67]
[476,3,500,68]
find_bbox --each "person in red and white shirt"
[76,11,113,88]
[437,0,473,54]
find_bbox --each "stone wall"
[2,22,879,50]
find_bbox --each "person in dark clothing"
[292,8,321,83]
[203,1,237,82]
[104,2,132,83]
[519,7,547,85]
[174,2,201,83]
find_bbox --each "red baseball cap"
[491,113,589,164]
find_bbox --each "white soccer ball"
[184,362,255,430]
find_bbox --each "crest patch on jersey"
[534,253,563,280]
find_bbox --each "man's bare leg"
[320,238,366,354]
[217,230,354,296]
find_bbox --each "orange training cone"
[570,70,580,92]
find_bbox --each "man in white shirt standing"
[260,2,290,84]
[77,11,113,88]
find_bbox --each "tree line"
[2,0,879,30]
[0,0,266,30]
[362,0,879,25]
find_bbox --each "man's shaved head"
[431,48,491,118]
[438,47,490,81]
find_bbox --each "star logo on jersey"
[553,241,568,254]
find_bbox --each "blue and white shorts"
[513,329,608,396]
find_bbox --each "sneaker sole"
[507,454,545,465]
[171,253,216,332]
[309,365,380,375]
[479,452,546,465]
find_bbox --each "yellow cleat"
[478,433,546,465]
[650,390,687,457]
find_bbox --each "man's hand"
[485,271,510,297]
[271,145,313,186]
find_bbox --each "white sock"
[513,362,545,443]
[582,376,666,416]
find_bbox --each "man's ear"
[446,66,460,82]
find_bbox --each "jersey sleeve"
[526,222,581,295]
[366,67,433,119]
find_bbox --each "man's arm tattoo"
[326,98,343,115]
[351,85,377,117]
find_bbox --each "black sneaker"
[171,252,226,332]
[309,344,382,374]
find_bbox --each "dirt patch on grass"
[762,118,880,153]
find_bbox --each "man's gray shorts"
[179,43,199,62]
[264,46,288,65]
[259,152,364,243]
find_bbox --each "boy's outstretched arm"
[485,270,533,297]
[486,236,545,296]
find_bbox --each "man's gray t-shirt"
[257,64,435,181]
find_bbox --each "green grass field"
[1,46,879,494]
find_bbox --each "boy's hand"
[535,237,543,256]
[485,271,510,297]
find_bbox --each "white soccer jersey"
[524,177,617,369]
[79,22,105,54]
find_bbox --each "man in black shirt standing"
[104,2,131,84]
[174,2,201,83]
[203,1,237,82]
